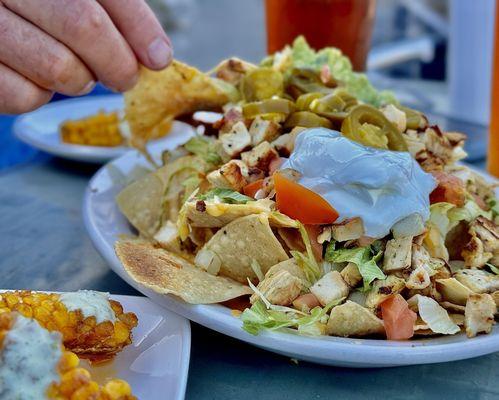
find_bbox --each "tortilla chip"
[326,301,385,337]
[116,172,165,237]
[202,214,289,283]
[184,199,274,228]
[124,61,239,149]
[115,239,252,304]
[435,278,474,306]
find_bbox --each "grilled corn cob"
[60,111,124,147]
[0,312,135,400]
[0,291,137,361]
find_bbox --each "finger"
[3,0,138,91]
[0,63,52,115]
[98,0,173,70]
[0,6,95,96]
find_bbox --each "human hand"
[0,0,173,114]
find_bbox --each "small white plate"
[13,95,194,163]
[2,292,191,400]
[90,294,191,400]
[83,148,499,368]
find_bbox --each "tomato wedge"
[243,179,265,198]
[274,172,339,225]
[380,294,417,340]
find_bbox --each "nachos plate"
[85,37,499,366]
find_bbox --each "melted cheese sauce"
[282,128,436,238]
[0,315,61,399]
[60,290,116,324]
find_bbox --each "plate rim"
[83,150,499,368]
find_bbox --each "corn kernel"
[103,380,132,399]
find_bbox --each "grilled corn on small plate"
[0,291,191,400]
[13,95,195,163]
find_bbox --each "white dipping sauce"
[60,290,116,324]
[0,315,62,399]
[281,128,436,238]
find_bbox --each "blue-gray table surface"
[0,108,497,400]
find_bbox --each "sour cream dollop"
[60,290,116,324]
[281,128,436,238]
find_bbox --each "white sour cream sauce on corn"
[0,315,62,399]
[281,128,436,238]
[60,290,116,324]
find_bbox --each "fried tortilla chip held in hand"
[124,60,239,153]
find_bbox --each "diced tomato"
[380,294,417,340]
[274,172,339,225]
[269,157,286,175]
[304,225,324,261]
[293,293,321,312]
[429,171,466,207]
[243,179,265,198]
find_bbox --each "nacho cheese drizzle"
[0,315,61,399]
[59,290,116,324]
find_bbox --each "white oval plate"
[83,147,499,368]
[13,95,194,164]
[1,292,190,400]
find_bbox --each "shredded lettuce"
[427,200,493,247]
[183,136,222,166]
[448,200,492,223]
[324,240,336,261]
[267,36,397,107]
[250,259,265,282]
[325,246,386,290]
[291,223,322,283]
[197,188,253,204]
[241,298,342,336]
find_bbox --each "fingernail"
[147,37,173,69]
[78,80,96,96]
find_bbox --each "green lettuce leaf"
[325,246,386,290]
[241,298,341,336]
[183,136,222,166]
[280,36,397,107]
[430,200,492,237]
[197,188,252,204]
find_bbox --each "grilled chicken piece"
[250,270,304,306]
[464,293,497,338]
[214,57,256,85]
[241,141,279,174]
[219,121,251,158]
[383,236,413,272]
[331,218,364,242]
[340,263,362,288]
[381,104,406,133]
[454,269,499,293]
[310,271,349,306]
[248,117,281,146]
[365,275,406,310]
[206,160,249,191]
[462,217,499,268]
